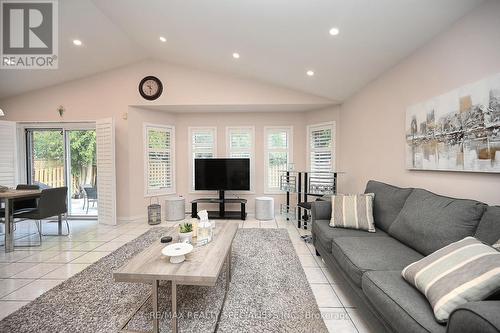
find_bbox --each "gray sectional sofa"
[311,180,500,333]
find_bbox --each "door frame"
[18,121,97,219]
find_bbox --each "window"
[189,127,217,191]
[144,124,175,196]
[264,126,292,193]
[308,122,335,173]
[226,126,255,191]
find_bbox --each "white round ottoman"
[255,197,274,220]
[165,197,185,221]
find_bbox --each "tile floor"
[0,216,380,333]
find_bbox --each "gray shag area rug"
[0,227,328,333]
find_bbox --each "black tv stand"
[191,190,247,220]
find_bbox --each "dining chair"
[81,184,98,214]
[0,184,42,247]
[16,187,69,236]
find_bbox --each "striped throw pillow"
[329,193,375,232]
[402,237,500,323]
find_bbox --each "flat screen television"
[195,158,250,191]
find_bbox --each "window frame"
[143,123,176,197]
[225,126,255,193]
[188,126,217,193]
[264,126,293,194]
[306,121,336,172]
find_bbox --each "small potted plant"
[178,223,193,244]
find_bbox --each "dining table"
[0,189,41,253]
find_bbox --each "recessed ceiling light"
[306,70,315,77]
[232,52,240,59]
[159,36,167,43]
[72,39,82,46]
[329,27,340,36]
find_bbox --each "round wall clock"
[139,76,163,100]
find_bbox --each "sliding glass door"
[26,127,97,217]
[27,129,66,188]
[68,130,97,216]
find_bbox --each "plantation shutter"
[0,121,17,188]
[309,124,333,173]
[145,125,175,195]
[192,129,215,159]
[191,127,216,190]
[265,127,291,193]
[96,118,117,225]
[228,128,252,158]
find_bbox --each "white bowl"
[162,242,194,263]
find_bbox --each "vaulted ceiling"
[0,0,484,100]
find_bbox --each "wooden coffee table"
[113,222,238,333]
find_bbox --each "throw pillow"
[330,193,375,232]
[402,237,500,323]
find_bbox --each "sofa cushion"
[312,219,388,253]
[388,188,487,255]
[331,236,423,287]
[364,180,413,232]
[362,271,446,333]
[475,206,500,245]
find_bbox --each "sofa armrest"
[447,301,500,333]
[311,201,332,222]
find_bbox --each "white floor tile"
[0,251,36,263]
[2,279,63,301]
[44,251,87,263]
[242,221,259,228]
[69,241,106,251]
[71,251,110,264]
[42,263,90,279]
[11,263,64,279]
[17,251,61,263]
[298,254,320,267]
[320,308,358,333]
[303,267,329,284]
[0,263,38,278]
[110,234,139,243]
[0,300,29,320]
[292,242,312,255]
[93,242,124,252]
[311,284,343,308]
[0,279,33,298]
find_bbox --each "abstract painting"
[406,73,500,173]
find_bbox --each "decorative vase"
[178,231,193,244]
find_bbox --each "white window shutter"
[0,121,17,188]
[264,126,292,193]
[308,123,335,173]
[190,127,216,191]
[145,124,175,195]
[96,118,117,225]
[226,126,255,191]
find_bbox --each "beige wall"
[338,0,500,205]
[0,60,338,221]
